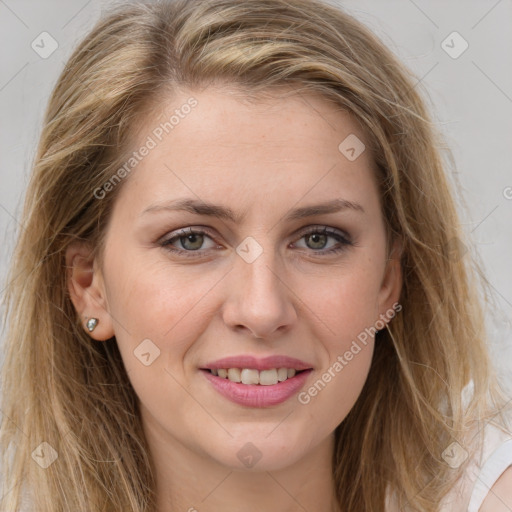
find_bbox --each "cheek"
[104,247,218,338]
[298,325,374,430]
[103,261,208,411]
[297,255,381,419]
[307,260,384,342]
[102,251,236,407]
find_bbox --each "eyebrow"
[141,197,365,223]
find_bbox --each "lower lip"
[202,369,312,408]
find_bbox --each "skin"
[480,467,512,511]
[67,86,403,511]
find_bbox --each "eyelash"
[159,226,353,259]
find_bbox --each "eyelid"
[159,226,219,247]
[294,224,352,243]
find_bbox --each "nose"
[221,248,298,339]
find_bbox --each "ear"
[376,238,403,325]
[65,242,115,341]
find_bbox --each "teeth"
[210,367,301,385]
[277,368,288,382]
[227,368,241,383]
[259,369,278,385]
[241,369,259,385]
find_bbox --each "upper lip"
[202,355,314,371]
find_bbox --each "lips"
[200,355,313,408]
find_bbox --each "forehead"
[133,84,373,159]
[113,86,380,219]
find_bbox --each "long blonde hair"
[1,0,508,510]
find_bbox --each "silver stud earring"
[86,318,99,332]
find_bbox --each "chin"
[204,430,310,472]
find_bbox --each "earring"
[86,318,99,332]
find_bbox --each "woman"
[1,0,511,510]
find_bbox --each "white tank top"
[386,381,512,511]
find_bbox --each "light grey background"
[1,0,511,392]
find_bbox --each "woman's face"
[71,86,401,472]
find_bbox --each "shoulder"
[467,409,512,512]
[437,391,512,512]
[479,465,512,511]
[385,388,512,512]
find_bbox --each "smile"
[200,355,313,407]
[209,367,303,385]
[201,369,312,408]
